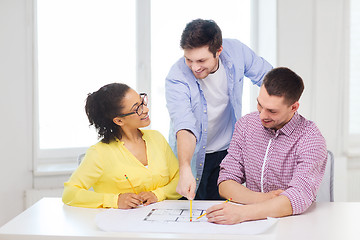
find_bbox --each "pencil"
[190,200,193,222]
[196,198,232,220]
[196,212,206,220]
[124,174,137,194]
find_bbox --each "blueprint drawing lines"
[143,208,207,222]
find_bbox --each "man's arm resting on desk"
[206,194,293,225]
[176,129,197,199]
[219,180,284,204]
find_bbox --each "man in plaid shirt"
[206,67,327,224]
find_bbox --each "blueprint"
[95,200,278,235]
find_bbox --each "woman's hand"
[138,191,158,206]
[117,193,143,209]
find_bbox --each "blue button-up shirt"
[165,38,272,189]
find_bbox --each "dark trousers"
[194,149,228,200]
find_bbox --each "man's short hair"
[180,19,222,57]
[262,67,305,105]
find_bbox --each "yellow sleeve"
[62,146,119,208]
[151,132,181,201]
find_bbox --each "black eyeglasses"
[118,93,148,117]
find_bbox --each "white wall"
[0,0,33,226]
[276,0,350,201]
[0,0,355,227]
[277,0,348,156]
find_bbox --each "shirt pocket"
[154,168,170,188]
[111,175,146,194]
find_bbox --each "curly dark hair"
[262,67,304,106]
[85,83,130,143]
[180,19,222,57]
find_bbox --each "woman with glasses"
[62,83,181,209]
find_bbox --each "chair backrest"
[316,150,334,202]
[77,153,85,165]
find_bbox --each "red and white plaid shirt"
[218,111,327,214]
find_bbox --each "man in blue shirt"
[165,19,272,200]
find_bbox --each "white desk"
[0,198,359,240]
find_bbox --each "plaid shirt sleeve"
[280,127,327,215]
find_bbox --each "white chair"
[77,153,85,165]
[316,150,334,202]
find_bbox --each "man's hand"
[219,180,285,204]
[176,130,197,199]
[251,189,285,203]
[138,191,158,206]
[206,202,248,225]
[264,189,284,200]
[206,194,293,225]
[176,166,196,200]
[117,193,143,209]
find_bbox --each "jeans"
[194,149,228,200]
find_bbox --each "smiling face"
[257,85,299,130]
[184,45,222,79]
[113,88,150,129]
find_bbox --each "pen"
[196,198,232,220]
[190,200,193,222]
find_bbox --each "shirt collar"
[219,51,233,69]
[265,112,300,137]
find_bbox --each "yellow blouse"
[62,130,181,208]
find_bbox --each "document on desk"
[95,200,278,235]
